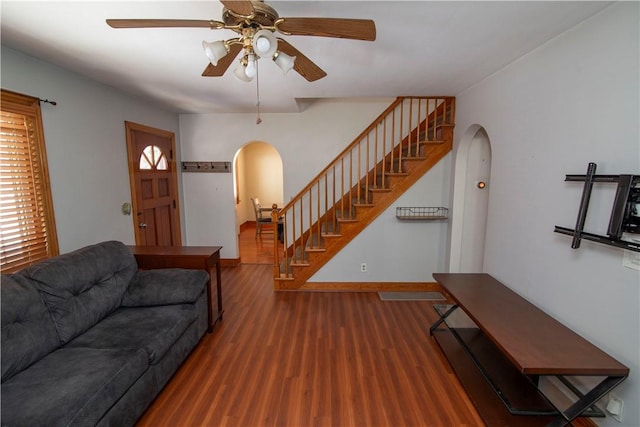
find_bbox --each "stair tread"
[418,139,445,144]
[321,233,342,238]
[290,262,310,267]
[305,247,326,253]
[369,187,392,192]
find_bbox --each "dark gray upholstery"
[65,304,197,364]
[123,268,208,307]
[1,347,148,427]
[0,241,209,427]
[1,274,60,382]
[19,241,138,343]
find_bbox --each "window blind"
[0,90,58,272]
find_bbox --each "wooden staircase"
[271,96,455,290]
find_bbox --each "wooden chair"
[251,197,274,239]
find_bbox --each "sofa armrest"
[122,269,208,307]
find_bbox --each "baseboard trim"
[221,258,241,267]
[297,281,444,292]
[239,221,255,232]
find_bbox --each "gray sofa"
[1,240,210,426]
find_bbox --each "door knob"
[138,222,147,229]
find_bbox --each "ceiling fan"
[106,0,376,83]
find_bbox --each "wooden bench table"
[430,273,629,427]
[127,245,223,333]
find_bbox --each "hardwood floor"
[239,223,280,265]
[136,263,487,427]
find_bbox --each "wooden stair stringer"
[278,140,452,290]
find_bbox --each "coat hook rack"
[554,162,640,252]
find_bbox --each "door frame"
[125,121,182,245]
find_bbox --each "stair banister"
[277,97,405,214]
[273,96,455,286]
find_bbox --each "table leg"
[547,375,627,427]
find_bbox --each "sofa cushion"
[0,346,148,427]
[1,274,61,382]
[65,304,197,365]
[19,241,138,343]
[122,268,208,307]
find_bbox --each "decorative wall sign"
[181,161,232,173]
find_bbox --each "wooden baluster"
[292,202,296,265]
[417,98,422,156]
[408,98,413,157]
[349,150,353,218]
[299,199,304,262]
[357,142,361,204]
[331,165,336,234]
[374,125,379,188]
[317,181,321,244]
[382,119,387,187]
[390,108,396,173]
[341,157,344,219]
[272,204,279,279]
[365,134,370,192]
[398,100,403,171]
[427,98,432,141]
[308,188,313,252]
[324,174,327,237]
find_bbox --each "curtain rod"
[38,98,57,106]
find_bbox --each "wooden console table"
[430,273,629,427]
[127,245,223,333]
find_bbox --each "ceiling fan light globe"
[252,30,277,58]
[233,63,253,82]
[245,55,257,78]
[274,51,296,75]
[202,40,228,66]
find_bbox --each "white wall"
[310,155,451,282]
[1,46,181,253]
[453,3,639,426]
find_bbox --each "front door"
[125,121,181,246]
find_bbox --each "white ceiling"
[1,1,612,114]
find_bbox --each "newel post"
[271,204,280,287]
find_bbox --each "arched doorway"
[449,125,492,272]
[233,141,284,263]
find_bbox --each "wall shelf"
[396,207,448,220]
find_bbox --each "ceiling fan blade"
[277,39,327,82]
[220,0,255,17]
[202,43,243,77]
[106,19,224,29]
[277,18,376,41]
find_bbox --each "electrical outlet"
[606,393,623,423]
[360,263,367,272]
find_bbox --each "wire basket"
[396,207,448,220]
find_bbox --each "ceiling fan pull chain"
[256,59,262,125]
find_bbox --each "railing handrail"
[277,97,404,215]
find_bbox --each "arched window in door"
[139,145,168,170]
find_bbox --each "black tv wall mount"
[554,162,640,253]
